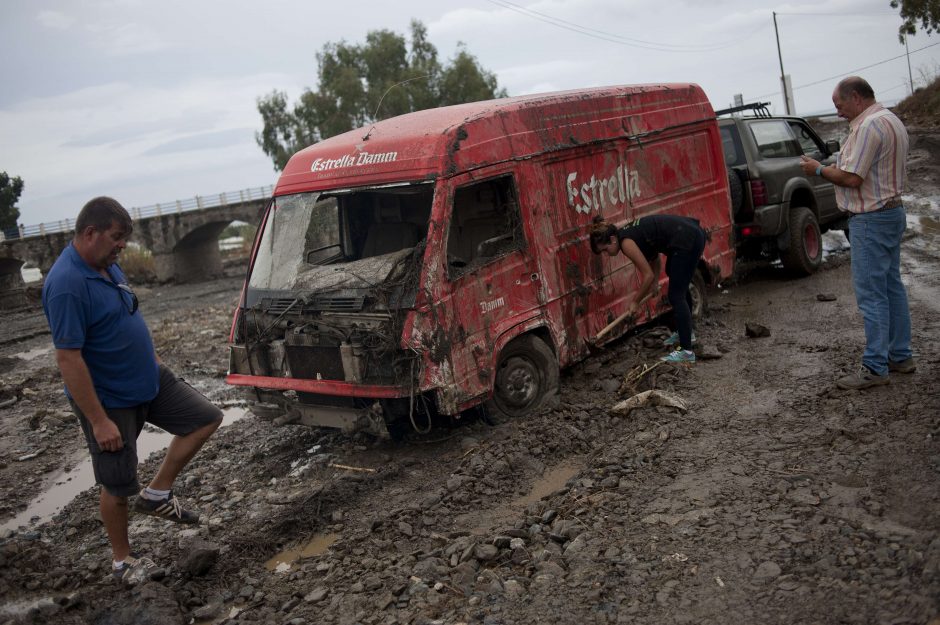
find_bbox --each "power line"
[772,11,897,17]
[483,0,764,53]
[753,40,940,99]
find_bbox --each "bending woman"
[589,214,707,363]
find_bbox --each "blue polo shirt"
[42,243,160,407]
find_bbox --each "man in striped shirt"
[800,76,913,390]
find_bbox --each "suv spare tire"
[781,206,822,276]
[727,168,744,217]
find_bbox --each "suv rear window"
[749,120,800,159]
[719,125,746,167]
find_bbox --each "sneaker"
[133,490,200,524]
[112,553,156,586]
[663,331,696,347]
[888,358,916,374]
[661,349,695,363]
[836,367,889,390]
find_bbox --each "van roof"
[276,83,713,195]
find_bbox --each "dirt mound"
[895,76,940,128]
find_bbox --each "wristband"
[815,165,823,177]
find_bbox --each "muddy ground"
[0,130,938,625]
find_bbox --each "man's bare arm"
[55,349,123,451]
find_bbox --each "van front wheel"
[485,335,559,423]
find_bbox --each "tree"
[256,20,507,171]
[0,172,24,231]
[891,0,940,42]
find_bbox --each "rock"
[177,539,220,577]
[754,561,782,580]
[504,579,526,597]
[697,344,724,360]
[192,601,223,620]
[563,534,587,556]
[304,587,329,603]
[816,293,837,301]
[473,544,499,561]
[745,322,771,338]
[399,521,414,537]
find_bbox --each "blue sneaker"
[661,349,695,363]
[663,331,696,347]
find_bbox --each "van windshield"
[248,184,433,292]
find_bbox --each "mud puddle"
[265,532,340,573]
[516,461,581,506]
[1,407,247,533]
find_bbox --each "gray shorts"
[73,365,223,497]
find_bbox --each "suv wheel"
[781,206,822,276]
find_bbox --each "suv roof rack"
[715,102,773,118]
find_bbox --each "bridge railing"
[1,184,274,242]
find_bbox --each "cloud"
[36,10,75,30]
[142,128,255,156]
[62,110,226,148]
[86,21,176,56]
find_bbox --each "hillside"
[895,75,940,128]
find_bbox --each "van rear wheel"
[485,335,559,423]
[687,270,707,320]
[781,206,822,276]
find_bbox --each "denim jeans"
[849,206,912,376]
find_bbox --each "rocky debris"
[1,191,940,625]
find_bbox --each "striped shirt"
[835,102,908,214]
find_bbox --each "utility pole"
[773,12,791,114]
[904,36,914,95]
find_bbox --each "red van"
[226,84,735,436]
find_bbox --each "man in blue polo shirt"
[42,196,223,584]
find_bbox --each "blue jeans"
[849,206,912,376]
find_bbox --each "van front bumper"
[225,373,408,398]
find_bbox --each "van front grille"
[264,296,366,315]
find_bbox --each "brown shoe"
[836,367,889,390]
[888,358,916,374]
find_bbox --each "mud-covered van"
[226,84,735,436]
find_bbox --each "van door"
[439,171,543,405]
[537,148,646,362]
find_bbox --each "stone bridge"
[0,186,271,307]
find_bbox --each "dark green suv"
[717,103,844,275]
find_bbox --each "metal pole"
[773,12,790,114]
[905,36,914,95]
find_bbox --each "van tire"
[485,335,559,423]
[727,168,744,216]
[781,206,822,276]
[687,270,708,319]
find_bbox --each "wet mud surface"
[0,133,938,624]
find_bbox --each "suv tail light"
[750,179,768,206]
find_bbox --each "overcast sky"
[2,0,938,226]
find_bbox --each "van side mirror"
[825,139,840,155]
